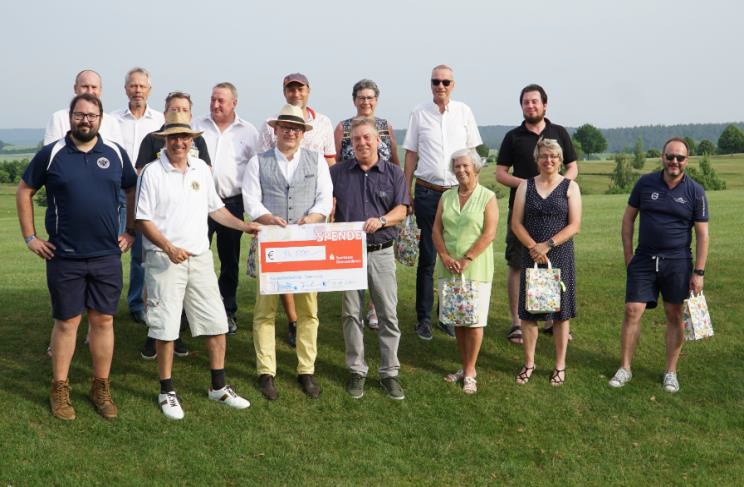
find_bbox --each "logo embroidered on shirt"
[191,181,200,191]
[674,197,688,204]
[97,157,110,169]
[651,192,659,200]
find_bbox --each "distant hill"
[0,129,44,147]
[396,122,744,154]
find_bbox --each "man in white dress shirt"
[193,82,259,335]
[402,64,482,341]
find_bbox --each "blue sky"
[1,0,741,129]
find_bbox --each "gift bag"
[395,216,420,267]
[683,291,714,341]
[525,259,563,313]
[246,237,258,278]
[438,275,479,326]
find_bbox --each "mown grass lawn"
[0,177,742,485]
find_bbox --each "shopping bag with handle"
[439,274,479,325]
[525,259,563,313]
[683,291,714,341]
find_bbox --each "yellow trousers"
[253,289,319,376]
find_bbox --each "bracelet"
[464,255,473,261]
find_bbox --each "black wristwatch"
[126,228,136,237]
[547,238,556,249]
[693,269,705,277]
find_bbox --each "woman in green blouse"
[432,148,499,394]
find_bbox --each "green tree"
[475,144,490,159]
[683,136,696,156]
[646,148,661,158]
[697,139,716,155]
[686,154,726,190]
[571,137,584,162]
[0,139,6,151]
[574,124,607,155]
[717,124,744,154]
[606,153,636,194]
[631,137,645,169]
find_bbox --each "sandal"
[515,365,535,385]
[549,368,566,387]
[463,376,477,394]
[542,325,573,341]
[506,326,523,345]
[444,369,464,383]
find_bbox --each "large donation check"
[258,222,368,295]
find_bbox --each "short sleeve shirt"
[497,118,576,209]
[22,134,137,258]
[330,158,411,245]
[628,171,708,258]
[256,107,336,158]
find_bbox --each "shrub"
[686,154,726,190]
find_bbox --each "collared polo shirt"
[402,100,482,187]
[330,158,410,245]
[110,105,165,163]
[43,109,124,146]
[628,171,708,258]
[22,134,136,258]
[242,148,333,221]
[135,128,211,169]
[256,106,336,158]
[192,113,258,198]
[136,152,224,256]
[497,118,576,209]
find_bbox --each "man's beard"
[72,126,97,142]
[524,113,545,124]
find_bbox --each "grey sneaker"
[437,322,455,338]
[380,376,405,400]
[608,367,632,388]
[415,322,432,341]
[227,313,238,335]
[346,373,366,399]
[663,372,680,393]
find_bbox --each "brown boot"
[89,377,118,419]
[50,379,76,420]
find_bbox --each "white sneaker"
[663,372,680,393]
[208,385,250,409]
[158,392,184,420]
[608,368,632,388]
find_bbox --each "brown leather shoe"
[258,374,278,401]
[89,377,118,419]
[50,379,76,420]
[297,374,320,399]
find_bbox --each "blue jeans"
[207,196,244,315]
[413,184,444,325]
[127,232,145,313]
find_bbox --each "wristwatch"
[547,238,556,249]
[693,269,705,277]
[378,216,387,227]
[24,234,36,245]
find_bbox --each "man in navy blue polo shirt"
[609,137,709,393]
[331,117,409,400]
[17,93,137,420]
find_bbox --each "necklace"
[458,185,475,197]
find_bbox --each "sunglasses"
[664,154,687,162]
[431,79,452,87]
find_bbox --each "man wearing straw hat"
[242,104,333,400]
[136,111,260,420]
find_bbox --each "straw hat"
[267,104,313,132]
[153,111,203,138]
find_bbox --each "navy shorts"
[504,211,523,269]
[46,254,123,320]
[625,255,691,309]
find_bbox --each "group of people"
[16,64,709,422]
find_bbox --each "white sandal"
[444,369,464,383]
[463,376,477,394]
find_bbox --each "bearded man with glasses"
[402,64,482,341]
[609,137,709,394]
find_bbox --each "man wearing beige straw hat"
[136,111,260,420]
[242,104,333,400]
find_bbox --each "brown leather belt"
[416,178,454,193]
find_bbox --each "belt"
[416,178,454,193]
[222,194,242,203]
[367,240,394,253]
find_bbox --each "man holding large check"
[331,117,410,400]
[242,104,333,400]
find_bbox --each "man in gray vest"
[242,104,333,400]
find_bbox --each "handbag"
[395,215,420,267]
[246,237,258,278]
[683,291,714,341]
[525,259,563,313]
[438,274,479,326]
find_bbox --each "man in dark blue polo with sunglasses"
[609,137,709,394]
[403,64,482,341]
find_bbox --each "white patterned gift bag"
[246,237,258,278]
[439,275,479,326]
[683,291,714,341]
[525,259,563,313]
[395,215,420,267]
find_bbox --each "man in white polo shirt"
[111,67,165,326]
[136,111,259,420]
[193,82,259,335]
[403,64,482,341]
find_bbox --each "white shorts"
[144,250,228,341]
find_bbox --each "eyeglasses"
[538,154,561,160]
[355,96,376,102]
[431,79,452,87]
[664,154,687,162]
[278,125,303,134]
[71,112,100,121]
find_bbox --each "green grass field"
[1,163,743,485]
